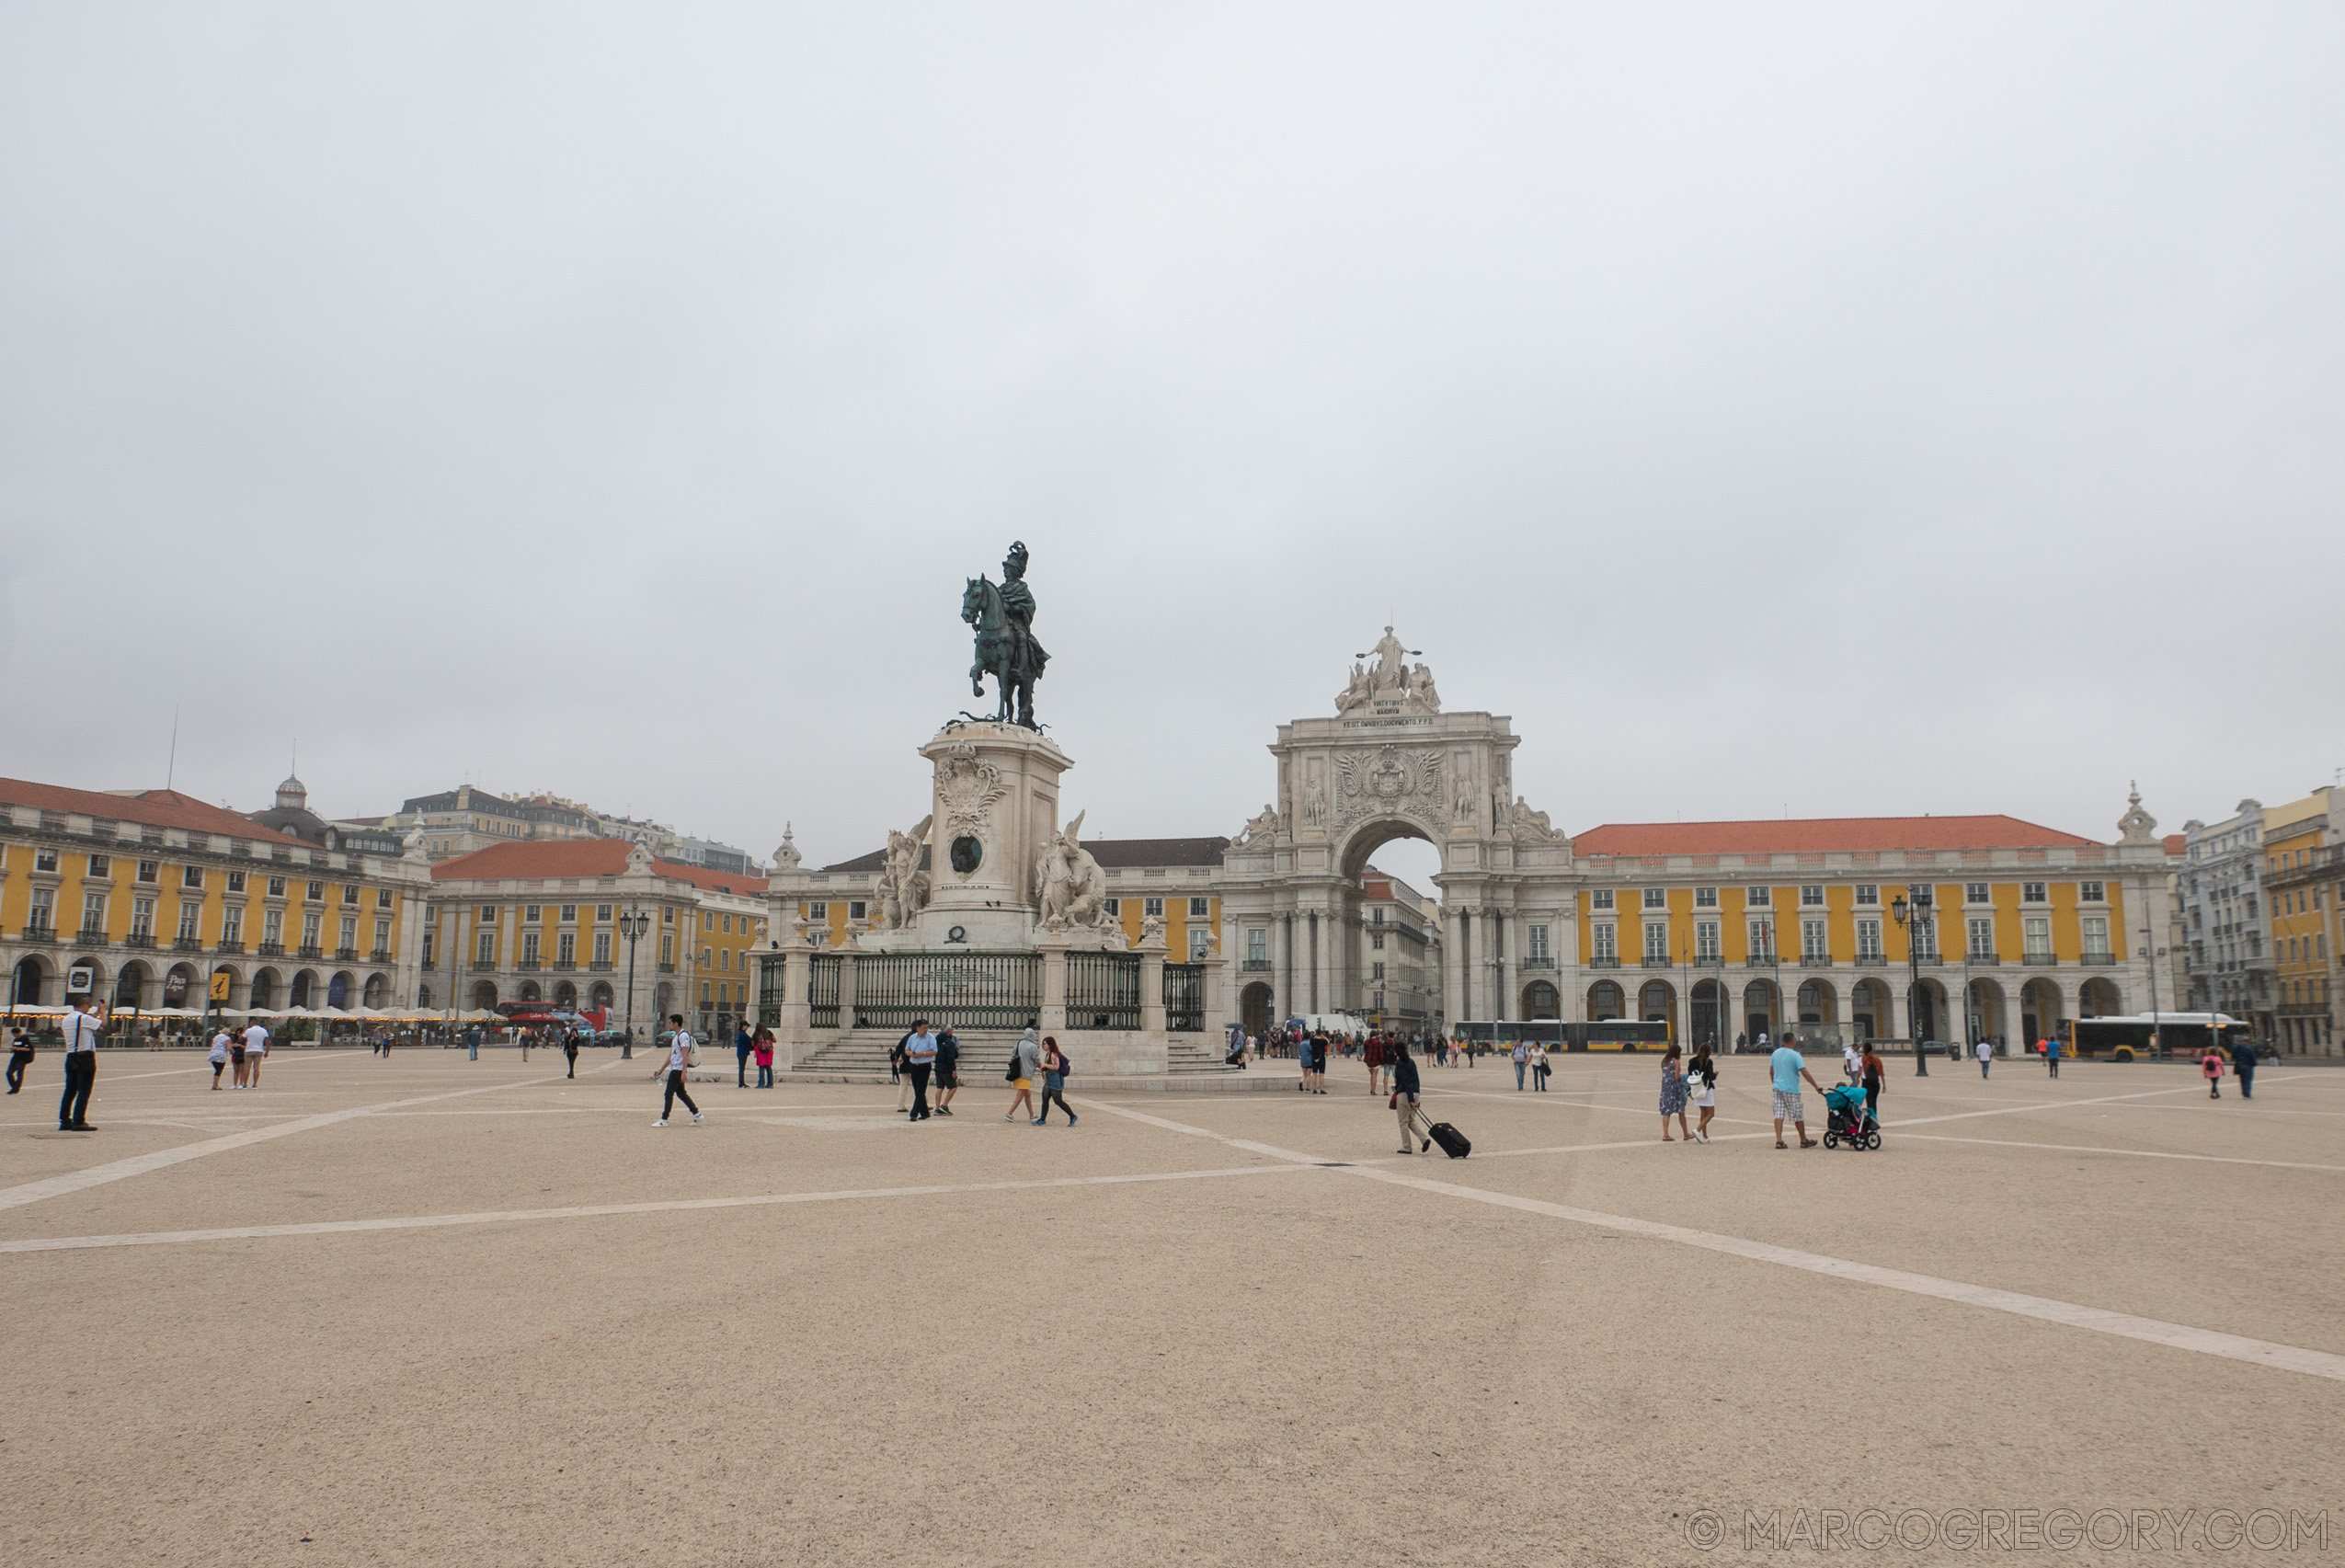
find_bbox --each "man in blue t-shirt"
[1768,1040,1825,1150]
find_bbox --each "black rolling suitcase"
[1413,1105,1470,1159]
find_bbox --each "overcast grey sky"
[4,5,2339,888]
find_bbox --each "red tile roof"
[432,839,765,897]
[2162,833,2188,857]
[0,778,306,846]
[1570,815,2100,857]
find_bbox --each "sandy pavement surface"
[2,1046,2339,1565]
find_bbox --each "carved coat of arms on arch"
[1333,746,1444,829]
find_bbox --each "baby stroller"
[1820,1083,1881,1151]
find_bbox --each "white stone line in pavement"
[1,1049,368,1091]
[0,1162,1310,1253]
[1898,1133,2345,1174]
[1073,1096,2345,1384]
[0,1057,629,1214]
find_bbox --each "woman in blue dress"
[1659,1043,1691,1142]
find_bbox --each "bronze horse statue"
[961,575,1039,727]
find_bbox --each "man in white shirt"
[1974,1037,1994,1079]
[656,1013,704,1127]
[59,997,103,1131]
[241,1021,270,1089]
[1841,1041,1862,1083]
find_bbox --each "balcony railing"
[336,946,358,960]
[1801,952,1832,967]
[553,959,577,971]
[257,941,284,956]
[18,923,56,943]
[657,962,677,974]
[369,949,392,964]
[1638,956,1670,969]
[1522,956,1559,970]
[1240,959,1272,971]
[2022,951,2058,967]
[1855,953,1885,965]
[298,944,323,959]
[174,936,204,951]
[124,931,155,948]
[214,939,245,954]
[1744,954,1779,968]
[516,958,542,971]
[75,926,109,944]
[471,960,497,972]
[2080,951,2118,966]
[589,960,614,972]
[1586,955,1621,969]
[1967,952,2000,966]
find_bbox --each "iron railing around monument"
[807,954,841,1029]
[851,953,1042,1034]
[1163,962,1205,1033]
[1066,952,1142,1032]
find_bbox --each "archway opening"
[113,963,149,1010]
[1691,979,1726,1048]
[472,981,499,1010]
[1337,818,1444,1033]
[1240,981,1275,1036]
[249,968,280,1011]
[11,956,45,1006]
[1523,980,1559,1020]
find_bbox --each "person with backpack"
[654,1014,704,1127]
[6,1024,33,1094]
[1005,1025,1041,1121]
[932,1026,960,1116]
[2202,1047,2225,1098]
[1390,1037,1423,1154]
[1034,1036,1076,1126]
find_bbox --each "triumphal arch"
[1215,626,1577,1032]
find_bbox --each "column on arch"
[1273,910,1291,1026]
[1500,910,1521,1024]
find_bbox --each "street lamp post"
[1892,887,1934,1077]
[617,906,652,1059]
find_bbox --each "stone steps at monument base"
[786,1033,1233,1076]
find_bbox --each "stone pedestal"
[1038,936,1070,1037]
[901,722,1071,951]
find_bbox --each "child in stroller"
[1821,1082,1881,1150]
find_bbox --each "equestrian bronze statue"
[961,539,1049,728]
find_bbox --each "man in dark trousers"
[735,1020,754,1088]
[903,1019,937,1122]
[59,996,102,1131]
[2232,1037,2259,1100]
[1390,1037,1424,1153]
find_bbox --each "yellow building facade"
[2264,800,2339,1057]
[2,776,427,1020]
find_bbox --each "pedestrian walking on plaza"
[2043,1033,2061,1080]
[2202,1047,2225,1098]
[58,996,102,1131]
[244,1021,270,1088]
[1364,1032,1386,1096]
[1973,1037,1993,1080]
[1390,1037,1424,1153]
[563,1028,581,1079]
[893,1033,915,1113]
[518,1029,531,1064]
[1859,1043,1885,1127]
[1687,1045,1718,1142]
[208,1026,231,1089]
[902,1020,937,1121]
[1006,1025,1041,1121]
[1512,1038,1528,1091]
[7,1024,34,1094]
[753,1025,775,1088]
[655,1015,704,1127]
[1530,1041,1550,1090]
[932,1026,959,1115]
[735,1021,753,1088]
[2231,1038,2257,1100]
[1312,1032,1331,1093]
[466,1024,480,1062]
[1035,1036,1076,1126]
[1659,1044,1691,1142]
[1768,1036,1825,1150]
[1841,1039,1862,1083]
